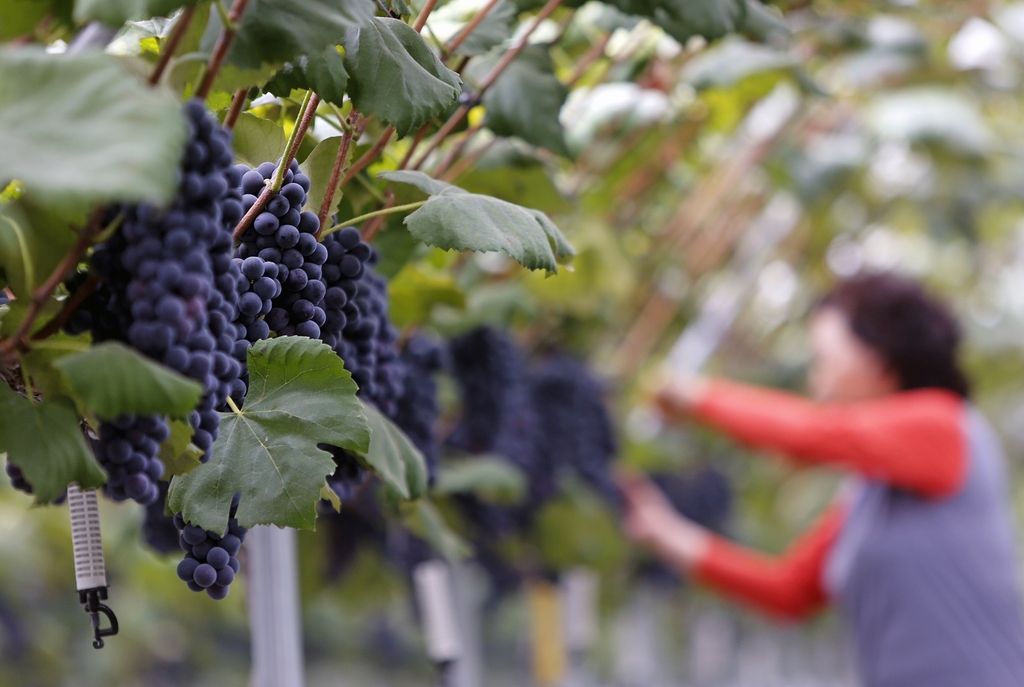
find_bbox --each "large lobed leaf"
[477,46,570,157]
[0,385,105,504]
[380,170,575,273]
[227,0,375,69]
[343,17,462,138]
[0,50,187,212]
[0,200,80,300]
[168,336,370,534]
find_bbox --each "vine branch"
[411,0,564,170]
[341,125,395,186]
[33,276,98,342]
[196,0,251,100]
[445,0,502,56]
[224,88,248,130]
[149,5,197,86]
[315,110,363,239]
[413,0,439,31]
[233,91,320,240]
[0,208,105,360]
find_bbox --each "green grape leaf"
[74,0,200,26]
[477,46,570,157]
[226,0,375,69]
[160,419,203,477]
[299,136,347,220]
[0,385,105,504]
[0,200,80,300]
[602,0,746,43]
[452,1,515,57]
[53,342,204,420]
[168,336,370,534]
[231,112,287,168]
[20,334,91,402]
[379,170,575,273]
[401,499,471,562]
[343,17,462,138]
[434,456,526,503]
[387,262,465,326]
[264,46,349,107]
[0,50,187,212]
[360,401,428,501]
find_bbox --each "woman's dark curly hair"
[816,272,970,398]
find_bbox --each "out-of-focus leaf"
[74,0,199,26]
[866,88,995,155]
[54,342,204,420]
[476,46,570,157]
[387,263,465,326]
[0,385,105,505]
[681,38,796,89]
[0,50,187,211]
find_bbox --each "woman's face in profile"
[808,307,900,403]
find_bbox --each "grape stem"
[341,125,395,187]
[233,91,320,241]
[413,0,439,31]
[226,396,242,414]
[223,88,248,130]
[32,275,99,342]
[410,0,565,171]
[195,0,251,100]
[319,200,426,238]
[149,5,197,87]
[315,109,362,239]
[0,208,106,360]
[444,0,502,56]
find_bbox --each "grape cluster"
[175,495,246,600]
[527,355,620,506]
[392,336,444,483]
[66,100,244,504]
[97,415,170,504]
[4,460,67,504]
[447,327,541,480]
[234,161,326,339]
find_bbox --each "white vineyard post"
[413,560,463,686]
[561,568,599,687]
[247,526,304,687]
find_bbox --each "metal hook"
[80,588,118,650]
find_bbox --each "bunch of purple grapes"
[62,100,244,506]
[527,354,620,506]
[175,494,246,600]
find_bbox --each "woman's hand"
[617,472,711,572]
[653,369,710,422]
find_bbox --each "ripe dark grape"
[175,494,247,600]
[94,414,169,506]
[392,336,444,483]
[5,460,67,504]
[527,355,620,506]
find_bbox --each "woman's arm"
[659,379,967,497]
[693,504,845,620]
[619,473,843,621]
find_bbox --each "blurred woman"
[619,272,1024,687]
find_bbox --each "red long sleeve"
[695,503,846,620]
[693,381,968,497]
